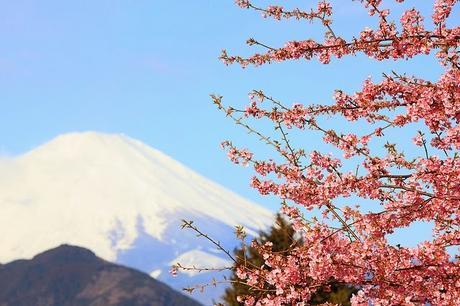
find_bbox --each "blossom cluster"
[214,0,460,305]
[222,0,459,66]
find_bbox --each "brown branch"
[181,220,237,264]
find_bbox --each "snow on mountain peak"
[0,132,273,265]
[170,249,232,277]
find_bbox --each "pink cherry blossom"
[211,1,460,305]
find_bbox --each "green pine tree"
[222,214,356,306]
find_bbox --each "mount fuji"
[0,132,274,305]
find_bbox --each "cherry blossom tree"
[210,0,460,305]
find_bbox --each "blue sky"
[0,0,448,222]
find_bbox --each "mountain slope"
[0,132,273,304]
[0,244,202,306]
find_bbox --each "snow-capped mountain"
[0,132,274,304]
